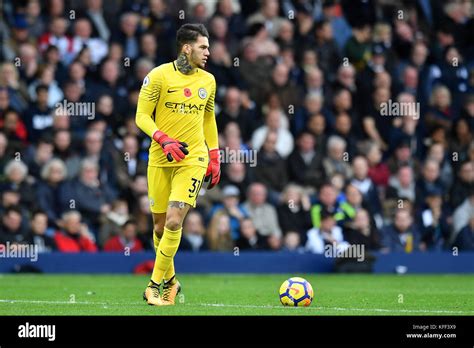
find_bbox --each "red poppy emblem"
[184,88,192,97]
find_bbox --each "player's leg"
[150,200,190,298]
[151,212,176,283]
[144,166,171,306]
[152,165,206,305]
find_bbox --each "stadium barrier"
[0,251,473,273]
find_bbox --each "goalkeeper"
[135,23,220,306]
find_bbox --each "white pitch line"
[196,303,474,314]
[0,299,472,314]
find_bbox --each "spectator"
[452,216,474,251]
[242,182,282,238]
[381,209,423,253]
[0,108,28,148]
[287,131,324,187]
[452,192,474,237]
[426,142,453,189]
[35,158,67,227]
[254,131,288,194]
[333,112,358,158]
[282,231,303,252]
[133,194,153,250]
[322,135,352,179]
[22,136,54,179]
[262,62,301,111]
[104,219,143,252]
[365,141,391,187]
[0,131,10,174]
[311,19,340,82]
[217,87,255,142]
[239,41,273,103]
[343,208,380,251]
[220,162,251,203]
[59,159,116,233]
[38,17,73,60]
[386,165,416,203]
[24,84,53,143]
[208,185,248,240]
[306,210,350,254]
[344,23,371,72]
[251,108,294,158]
[98,199,129,247]
[81,0,113,42]
[277,184,312,242]
[235,217,266,250]
[1,160,36,209]
[29,210,56,252]
[425,85,454,134]
[415,159,445,209]
[54,210,97,252]
[418,187,451,250]
[113,133,147,191]
[52,129,81,179]
[450,117,473,162]
[246,0,285,38]
[82,129,117,188]
[386,138,419,174]
[450,161,474,210]
[350,156,383,223]
[0,206,29,245]
[27,64,63,107]
[310,182,353,228]
[180,211,208,252]
[207,211,233,251]
[306,113,328,155]
[69,17,108,65]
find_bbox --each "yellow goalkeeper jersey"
[136,61,218,168]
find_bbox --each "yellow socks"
[151,227,182,285]
[152,232,176,283]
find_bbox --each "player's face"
[189,36,210,69]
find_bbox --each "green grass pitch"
[0,274,473,315]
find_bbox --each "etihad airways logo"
[165,102,205,114]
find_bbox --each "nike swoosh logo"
[289,287,300,294]
[167,88,179,93]
[160,250,171,257]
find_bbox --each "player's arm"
[203,78,220,188]
[135,70,188,162]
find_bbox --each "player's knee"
[164,218,182,231]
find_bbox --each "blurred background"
[0,0,473,273]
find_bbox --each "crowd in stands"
[0,0,473,254]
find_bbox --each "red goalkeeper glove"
[205,148,220,189]
[152,130,189,162]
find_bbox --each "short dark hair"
[122,219,136,229]
[32,209,48,218]
[176,23,209,53]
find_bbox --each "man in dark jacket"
[381,209,423,252]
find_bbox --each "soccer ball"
[279,277,314,307]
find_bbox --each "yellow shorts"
[147,165,207,213]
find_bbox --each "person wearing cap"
[208,185,248,240]
[4,14,36,60]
